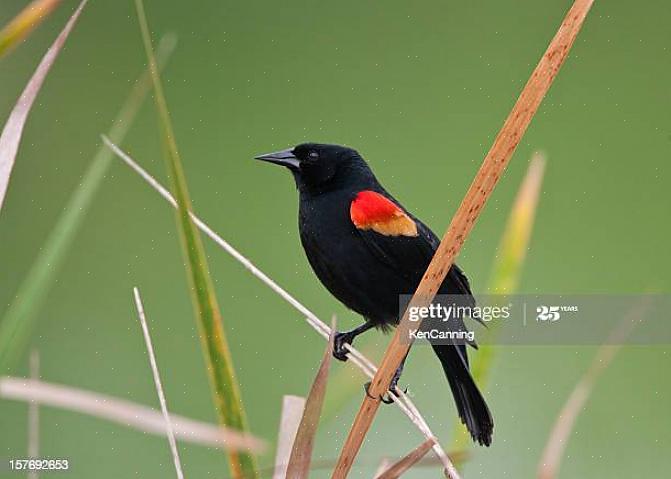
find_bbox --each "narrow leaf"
[273,395,306,479]
[471,152,546,394]
[0,0,63,58]
[0,35,176,372]
[133,1,257,476]
[488,151,546,295]
[0,0,87,211]
[133,288,184,479]
[376,439,436,479]
[0,376,266,452]
[285,319,336,478]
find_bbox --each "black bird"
[256,143,493,446]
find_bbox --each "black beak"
[254,148,300,169]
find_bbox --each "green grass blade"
[473,152,546,382]
[133,1,257,477]
[0,0,64,58]
[0,35,176,373]
[450,152,546,455]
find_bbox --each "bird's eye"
[308,151,319,160]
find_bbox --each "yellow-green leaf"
[0,0,63,58]
[450,152,546,455]
[133,1,257,477]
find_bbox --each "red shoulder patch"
[350,191,418,237]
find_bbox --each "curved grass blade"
[133,1,257,476]
[0,0,63,58]
[0,0,87,212]
[0,34,177,372]
[285,319,336,478]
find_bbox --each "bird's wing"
[349,190,431,281]
[349,190,473,294]
[350,190,480,334]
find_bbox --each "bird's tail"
[432,343,493,446]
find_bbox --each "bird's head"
[255,143,375,193]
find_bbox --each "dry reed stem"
[286,319,336,478]
[101,137,452,470]
[376,439,436,479]
[273,395,306,479]
[452,151,546,454]
[133,288,184,479]
[332,1,595,477]
[537,302,648,479]
[0,377,266,451]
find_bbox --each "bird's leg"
[333,321,375,362]
[389,354,407,392]
[364,354,408,404]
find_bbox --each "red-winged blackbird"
[256,143,493,446]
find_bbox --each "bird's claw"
[363,381,408,404]
[332,331,354,362]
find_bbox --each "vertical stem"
[332,1,596,476]
[133,288,185,479]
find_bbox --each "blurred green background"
[1,0,670,477]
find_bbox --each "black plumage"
[256,143,493,446]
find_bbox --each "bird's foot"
[333,331,355,362]
[363,375,408,404]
